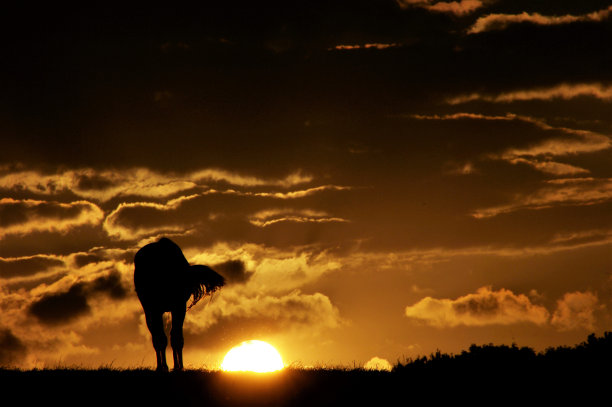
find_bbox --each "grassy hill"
[2,332,610,406]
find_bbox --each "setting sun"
[221,340,284,373]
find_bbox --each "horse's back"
[134,238,189,310]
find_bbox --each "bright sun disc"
[221,340,284,373]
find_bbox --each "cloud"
[551,291,601,331]
[0,167,312,202]
[331,43,401,51]
[103,185,353,240]
[185,290,343,349]
[28,284,91,325]
[0,255,65,278]
[505,158,589,176]
[190,169,312,189]
[406,287,607,331]
[497,125,611,158]
[404,286,550,327]
[0,273,138,368]
[411,112,611,153]
[411,112,611,176]
[550,229,612,246]
[0,198,104,239]
[28,270,129,325]
[212,259,253,285]
[213,291,342,329]
[468,6,612,34]
[364,356,393,371]
[249,208,349,227]
[410,112,513,121]
[447,83,612,104]
[0,328,27,366]
[472,178,612,218]
[103,194,200,240]
[250,185,353,200]
[396,0,483,16]
[189,242,343,294]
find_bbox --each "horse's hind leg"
[145,311,169,372]
[171,305,186,371]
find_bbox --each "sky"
[1,1,611,369]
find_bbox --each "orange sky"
[1,1,611,369]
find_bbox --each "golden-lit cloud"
[404,286,550,327]
[411,112,513,121]
[250,185,353,199]
[103,194,200,240]
[0,254,65,279]
[550,229,612,245]
[472,178,612,218]
[406,287,606,332]
[496,118,610,175]
[0,167,312,202]
[0,328,27,366]
[500,130,611,158]
[102,184,353,240]
[412,112,612,176]
[411,112,611,151]
[207,290,341,330]
[182,290,343,350]
[0,256,140,368]
[0,168,195,202]
[249,208,349,227]
[0,198,104,239]
[468,6,612,34]
[396,0,484,16]
[190,169,312,188]
[505,158,589,176]
[448,83,612,104]
[188,242,343,294]
[331,43,401,51]
[551,291,601,331]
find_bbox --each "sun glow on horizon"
[221,340,284,373]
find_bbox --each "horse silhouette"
[134,237,225,371]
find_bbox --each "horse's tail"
[187,265,225,309]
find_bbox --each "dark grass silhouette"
[2,332,610,406]
[134,237,225,371]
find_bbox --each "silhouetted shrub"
[394,332,611,382]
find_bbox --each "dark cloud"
[0,198,103,239]
[211,260,252,285]
[0,201,28,227]
[88,270,129,299]
[28,270,129,325]
[453,295,502,315]
[405,287,550,327]
[0,328,27,366]
[0,227,117,258]
[73,253,104,268]
[76,173,114,191]
[0,255,65,278]
[29,284,91,325]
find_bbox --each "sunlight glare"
[221,340,284,373]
